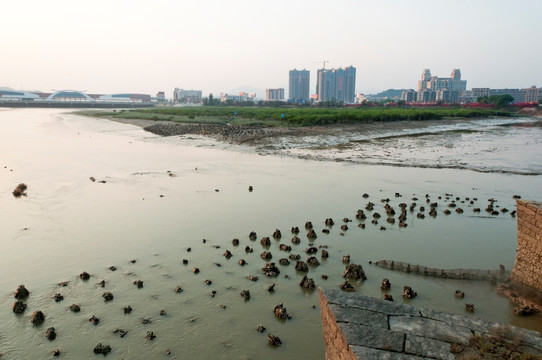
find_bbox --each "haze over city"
[2,0,541,97]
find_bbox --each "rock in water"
[268,334,282,346]
[381,278,391,290]
[12,300,27,314]
[14,285,29,299]
[240,290,251,300]
[402,286,417,299]
[261,262,280,277]
[295,260,308,272]
[45,327,56,340]
[31,310,45,325]
[274,303,292,319]
[93,343,112,355]
[339,280,354,292]
[342,263,367,280]
[12,183,27,197]
[299,276,316,290]
[102,292,114,301]
[80,272,90,280]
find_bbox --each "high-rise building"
[265,88,285,101]
[288,69,310,102]
[316,66,356,103]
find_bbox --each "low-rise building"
[400,89,417,102]
[436,89,459,103]
[490,88,521,103]
[471,88,490,99]
[265,88,285,101]
[416,89,436,103]
[355,93,367,104]
[520,86,539,103]
[173,88,202,104]
[220,92,256,103]
[156,91,166,102]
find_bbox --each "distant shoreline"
[77,106,522,145]
[0,100,152,109]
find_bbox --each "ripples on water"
[0,109,541,359]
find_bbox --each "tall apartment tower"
[288,69,310,102]
[417,69,432,91]
[316,66,356,103]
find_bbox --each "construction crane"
[312,60,330,69]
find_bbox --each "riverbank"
[76,106,515,127]
[103,115,542,176]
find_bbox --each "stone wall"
[512,200,542,291]
[319,287,542,360]
[319,288,357,360]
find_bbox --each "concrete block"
[419,308,493,333]
[330,303,389,329]
[405,334,454,360]
[350,346,425,360]
[338,322,405,353]
[389,315,472,344]
[321,288,421,317]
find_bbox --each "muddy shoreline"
[108,117,542,176]
[109,117,475,144]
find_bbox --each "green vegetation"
[477,94,515,107]
[77,106,514,128]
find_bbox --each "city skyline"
[1,0,541,96]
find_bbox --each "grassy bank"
[77,106,515,127]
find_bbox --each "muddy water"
[1,108,541,359]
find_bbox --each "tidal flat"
[1,108,541,359]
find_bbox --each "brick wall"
[318,288,357,360]
[512,200,542,291]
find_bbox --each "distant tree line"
[476,94,515,107]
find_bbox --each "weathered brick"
[522,206,536,218]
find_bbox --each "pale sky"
[2,0,541,98]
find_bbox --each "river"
[1,108,541,359]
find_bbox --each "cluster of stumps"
[10,188,525,354]
[11,269,170,357]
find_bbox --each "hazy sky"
[2,0,541,97]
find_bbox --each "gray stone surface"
[330,303,388,329]
[389,315,473,344]
[338,322,405,353]
[419,307,494,333]
[321,288,542,360]
[322,288,421,317]
[350,346,425,360]
[405,334,454,360]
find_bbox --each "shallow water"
[1,108,541,359]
